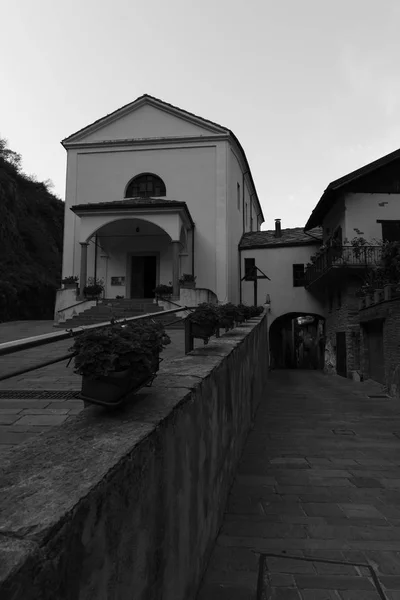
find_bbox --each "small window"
[244,257,256,279]
[237,183,241,211]
[293,264,305,287]
[125,173,166,198]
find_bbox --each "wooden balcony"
[304,246,382,289]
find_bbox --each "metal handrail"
[0,307,189,358]
[57,299,93,313]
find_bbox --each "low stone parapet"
[0,316,268,600]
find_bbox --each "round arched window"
[125,173,166,198]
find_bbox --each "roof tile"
[240,227,322,249]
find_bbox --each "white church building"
[58,94,264,315]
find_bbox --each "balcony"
[305,245,382,289]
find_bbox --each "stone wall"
[0,316,268,600]
[324,278,361,376]
[360,297,400,396]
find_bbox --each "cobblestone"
[197,370,400,599]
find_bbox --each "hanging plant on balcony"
[83,277,104,300]
[69,319,171,407]
[179,273,197,289]
[186,302,219,343]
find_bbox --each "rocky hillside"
[0,139,64,322]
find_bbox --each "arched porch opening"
[80,217,185,300]
[269,312,325,370]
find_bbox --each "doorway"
[366,320,385,384]
[336,332,347,378]
[130,256,157,298]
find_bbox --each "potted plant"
[62,275,79,289]
[186,303,219,343]
[217,304,236,331]
[154,283,173,299]
[69,319,171,406]
[83,277,104,300]
[179,273,197,289]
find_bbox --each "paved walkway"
[0,320,191,454]
[197,369,400,600]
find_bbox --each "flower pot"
[219,317,234,331]
[358,297,366,310]
[80,354,160,407]
[180,282,195,289]
[374,289,383,304]
[190,322,216,341]
[365,294,372,307]
[63,283,78,290]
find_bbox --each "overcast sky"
[2,0,400,229]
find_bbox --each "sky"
[2,0,400,230]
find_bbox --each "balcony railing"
[304,245,382,287]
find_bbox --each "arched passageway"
[269,312,325,370]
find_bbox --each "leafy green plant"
[154,283,173,296]
[179,273,196,285]
[69,319,171,380]
[83,276,104,298]
[62,275,78,284]
[187,303,219,329]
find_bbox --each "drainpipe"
[191,226,195,276]
[94,234,98,283]
[242,170,250,235]
[239,247,242,304]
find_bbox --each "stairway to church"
[58,299,185,329]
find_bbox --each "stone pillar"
[172,240,180,298]
[79,242,89,299]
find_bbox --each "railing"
[305,246,382,287]
[57,299,94,313]
[0,306,191,382]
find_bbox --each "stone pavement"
[197,369,400,600]
[0,320,192,455]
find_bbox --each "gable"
[64,102,226,145]
[345,158,400,194]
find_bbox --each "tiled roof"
[71,197,184,209]
[305,147,400,230]
[239,227,322,249]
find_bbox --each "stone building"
[304,148,400,382]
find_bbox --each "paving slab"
[0,321,190,452]
[197,370,400,599]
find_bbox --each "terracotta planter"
[80,354,160,407]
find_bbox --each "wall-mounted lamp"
[264,294,271,312]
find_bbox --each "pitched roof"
[70,197,194,226]
[62,94,229,144]
[305,147,400,230]
[239,227,322,249]
[61,93,265,224]
[71,197,183,209]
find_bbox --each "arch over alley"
[269,311,325,370]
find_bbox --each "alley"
[198,370,400,600]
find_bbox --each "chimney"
[275,219,282,238]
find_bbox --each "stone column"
[172,240,180,298]
[79,242,89,299]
